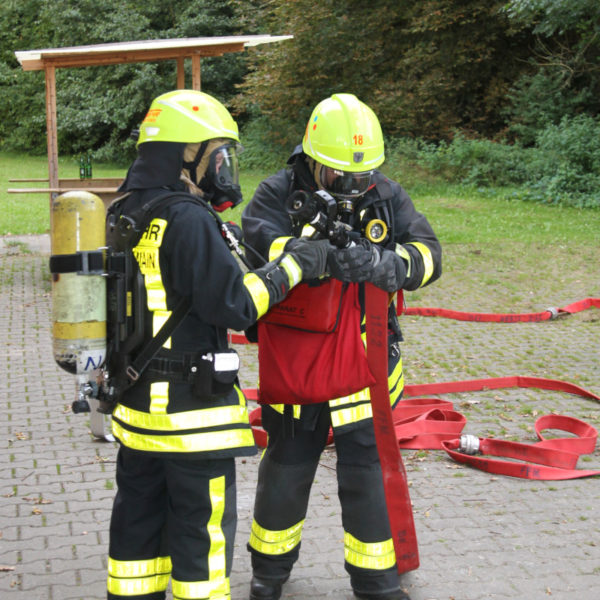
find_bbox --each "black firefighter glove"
[286,238,332,281]
[327,238,379,283]
[369,246,408,292]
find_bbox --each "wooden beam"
[191,55,201,90]
[9,178,50,182]
[176,57,185,88]
[8,188,119,193]
[58,177,124,186]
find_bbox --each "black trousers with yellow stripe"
[248,406,402,596]
[107,446,236,600]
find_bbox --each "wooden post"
[176,57,185,88]
[44,65,59,207]
[191,55,201,90]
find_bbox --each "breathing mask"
[183,139,244,212]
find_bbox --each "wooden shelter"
[9,35,293,207]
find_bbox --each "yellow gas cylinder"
[50,191,106,375]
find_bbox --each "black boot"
[354,588,411,600]
[249,575,289,600]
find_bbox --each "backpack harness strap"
[107,190,243,394]
[125,295,191,382]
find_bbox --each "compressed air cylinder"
[51,191,106,375]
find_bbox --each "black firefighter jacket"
[109,179,262,459]
[241,149,442,433]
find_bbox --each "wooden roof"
[15,35,293,71]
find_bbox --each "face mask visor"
[319,165,373,199]
[206,143,244,211]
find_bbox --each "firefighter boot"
[249,575,289,600]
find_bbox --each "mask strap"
[182,141,209,185]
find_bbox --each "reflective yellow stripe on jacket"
[243,272,271,319]
[406,241,434,287]
[268,236,293,261]
[133,217,172,344]
[329,355,403,429]
[114,217,254,455]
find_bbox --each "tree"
[502,0,600,143]
[0,0,252,162]
[234,0,536,147]
[0,0,48,155]
[233,0,384,148]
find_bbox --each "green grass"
[1,152,125,235]
[0,151,266,235]
[410,183,600,246]
[2,151,599,247]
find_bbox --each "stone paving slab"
[1,237,599,600]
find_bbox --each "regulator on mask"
[287,186,389,249]
[286,189,356,248]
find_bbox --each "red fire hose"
[239,296,600,575]
[242,297,600,479]
[401,297,600,322]
[365,283,420,572]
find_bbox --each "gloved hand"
[327,239,379,283]
[369,247,408,292]
[286,238,331,281]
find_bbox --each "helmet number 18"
[353,134,364,145]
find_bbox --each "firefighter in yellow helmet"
[242,94,442,600]
[104,90,332,600]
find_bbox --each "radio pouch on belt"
[191,350,240,398]
[257,281,375,405]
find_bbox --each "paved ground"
[1,235,599,600]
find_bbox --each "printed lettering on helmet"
[143,109,162,123]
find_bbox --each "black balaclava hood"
[118,141,186,192]
[288,144,318,193]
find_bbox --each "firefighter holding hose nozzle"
[242,93,442,600]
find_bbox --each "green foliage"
[233,0,363,150]
[236,0,535,147]
[502,0,600,142]
[385,116,600,208]
[2,0,600,179]
[504,0,600,36]
[382,1,533,140]
[503,69,594,146]
[415,134,532,187]
[238,115,291,172]
[518,114,600,207]
[0,0,251,163]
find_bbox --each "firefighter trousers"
[107,446,236,600]
[248,405,402,596]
